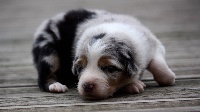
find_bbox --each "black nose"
[82,83,94,92]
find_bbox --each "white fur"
[39,33,54,48]
[49,82,68,93]
[87,40,106,62]
[76,21,160,75]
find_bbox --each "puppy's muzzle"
[82,82,95,92]
[78,75,113,99]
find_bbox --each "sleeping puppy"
[32,9,176,99]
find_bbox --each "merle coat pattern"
[32,9,175,99]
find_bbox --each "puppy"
[32,9,175,99]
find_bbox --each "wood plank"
[0,79,200,111]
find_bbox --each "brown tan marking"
[77,55,88,67]
[42,54,60,86]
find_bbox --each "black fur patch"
[57,9,96,87]
[37,60,51,91]
[90,33,106,45]
[93,33,106,40]
[32,9,96,90]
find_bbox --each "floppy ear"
[72,58,78,76]
[71,57,82,76]
[118,50,138,77]
[71,55,87,76]
[126,59,138,77]
[72,60,84,76]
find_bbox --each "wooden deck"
[0,0,200,111]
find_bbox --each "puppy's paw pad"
[49,82,68,93]
[123,80,146,94]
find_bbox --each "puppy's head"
[72,34,138,99]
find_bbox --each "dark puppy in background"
[32,9,175,99]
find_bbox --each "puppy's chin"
[78,87,115,100]
[77,78,116,100]
[81,93,110,100]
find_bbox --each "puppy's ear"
[125,60,138,77]
[119,51,138,77]
[72,58,78,76]
[71,55,87,76]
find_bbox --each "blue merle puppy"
[32,9,175,99]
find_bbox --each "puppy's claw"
[49,82,68,93]
[123,80,146,94]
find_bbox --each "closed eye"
[101,65,122,74]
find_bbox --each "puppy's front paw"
[49,82,68,93]
[123,80,146,94]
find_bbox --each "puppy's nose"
[82,83,94,92]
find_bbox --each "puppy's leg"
[122,79,146,94]
[32,19,69,93]
[35,48,68,93]
[43,53,68,93]
[32,34,68,93]
[148,55,175,86]
[49,82,68,93]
